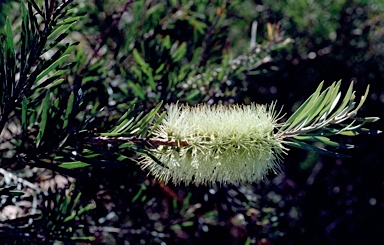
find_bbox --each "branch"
[83,136,189,147]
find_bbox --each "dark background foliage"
[0,0,383,244]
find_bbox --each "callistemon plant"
[139,81,380,185]
[140,102,284,185]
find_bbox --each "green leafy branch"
[277,81,381,157]
[0,0,79,135]
[79,81,380,178]
[178,32,293,103]
[38,186,95,242]
[0,185,95,243]
[57,102,165,170]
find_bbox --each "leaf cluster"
[0,167,94,243]
[279,81,380,157]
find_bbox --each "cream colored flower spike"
[140,103,285,185]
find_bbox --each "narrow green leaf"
[284,139,350,158]
[139,102,163,138]
[83,153,101,158]
[181,221,194,227]
[47,22,75,40]
[127,128,140,135]
[71,193,82,212]
[337,130,360,136]
[185,90,200,101]
[218,54,230,80]
[118,142,135,149]
[5,18,15,58]
[132,184,146,203]
[77,203,96,216]
[118,84,129,95]
[147,111,166,137]
[53,4,75,22]
[163,35,171,49]
[171,42,187,62]
[56,16,81,26]
[63,43,79,56]
[116,106,135,125]
[132,49,148,68]
[63,92,74,129]
[145,4,163,17]
[356,117,380,123]
[280,81,324,131]
[22,97,28,131]
[353,84,370,114]
[343,121,372,131]
[43,25,77,52]
[328,82,354,119]
[329,91,342,113]
[21,1,31,72]
[63,213,76,223]
[36,91,51,147]
[314,81,341,121]
[293,135,354,149]
[117,154,129,161]
[135,108,156,129]
[128,80,145,100]
[34,76,66,93]
[59,161,91,169]
[61,196,71,216]
[109,107,143,136]
[171,225,182,231]
[40,43,71,69]
[49,78,65,88]
[155,63,165,74]
[69,236,96,242]
[128,111,144,129]
[35,54,69,82]
[302,85,333,125]
[188,17,207,34]
[111,118,134,134]
[51,98,60,119]
[190,47,202,65]
[142,68,156,91]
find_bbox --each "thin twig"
[197,1,228,67]
[79,0,134,72]
[83,136,189,147]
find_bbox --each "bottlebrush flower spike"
[139,81,380,186]
[140,103,286,185]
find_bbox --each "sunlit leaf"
[128,80,146,100]
[280,81,324,131]
[35,54,70,83]
[59,161,91,169]
[47,22,76,40]
[132,49,149,69]
[171,42,187,62]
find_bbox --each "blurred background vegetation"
[0,0,383,244]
